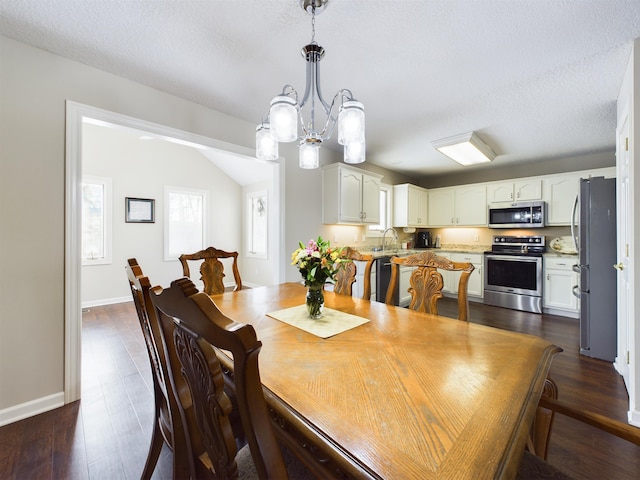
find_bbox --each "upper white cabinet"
[543,167,616,225]
[487,180,542,203]
[428,185,486,226]
[427,189,454,227]
[322,164,382,225]
[543,173,580,225]
[393,184,428,227]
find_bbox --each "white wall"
[81,123,243,305]
[0,34,319,417]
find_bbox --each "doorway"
[64,101,283,402]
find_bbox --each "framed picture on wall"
[125,197,155,223]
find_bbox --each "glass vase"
[306,284,324,319]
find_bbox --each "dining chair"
[179,246,242,295]
[333,247,374,299]
[148,276,312,479]
[385,250,474,321]
[517,377,640,479]
[125,258,191,479]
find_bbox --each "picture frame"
[125,197,155,223]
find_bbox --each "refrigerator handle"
[572,285,581,298]
[570,194,579,253]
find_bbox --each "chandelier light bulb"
[338,101,365,145]
[269,96,298,143]
[255,124,279,161]
[344,139,366,164]
[299,141,320,169]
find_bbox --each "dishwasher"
[375,256,399,305]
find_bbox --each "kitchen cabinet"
[393,184,428,227]
[487,179,542,203]
[543,167,616,226]
[436,251,483,298]
[543,173,580,225]
[428,185,487,226]
[322,164,382,224]
[543,256,578,316]
[354,260,377,301]
[398,264,414,307]
[326,260,377,300]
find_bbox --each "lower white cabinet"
[436,251,483,298]
[451,253,483,298]
[543,256,579,316]
[404,251,483,301]
[353,260,377,301]
[398,265,414,307]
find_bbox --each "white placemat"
[266,305,370,339]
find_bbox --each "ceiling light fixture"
[432,132,496,166]
[255,0,365,169]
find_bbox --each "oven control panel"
[490,235,545,255]
[492,235,545,246]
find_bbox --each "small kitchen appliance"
[415,231,431,249]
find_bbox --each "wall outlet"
[474,235,479,242]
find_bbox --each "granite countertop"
[358,245,490,258]
[543,251,578,258]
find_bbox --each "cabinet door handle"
[614,263,624,271]
[547,274,550,280]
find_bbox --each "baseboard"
[628,408,640,427]
[543,307,580,319]
[0,392,65,427]
[82,296,130,309]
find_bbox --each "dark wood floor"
[1,297,639,479]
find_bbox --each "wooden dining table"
[211,283,561,480]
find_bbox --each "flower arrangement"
[291,237,347,287]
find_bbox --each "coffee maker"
[415,231,432,249]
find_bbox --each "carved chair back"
[333,247,374,300]
[125,258,191,479]
[149,277,290,479]
[179,246,242,295]
[385,251,475,321]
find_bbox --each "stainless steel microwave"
[488,201,546,228]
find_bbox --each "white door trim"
[64,101,281,403]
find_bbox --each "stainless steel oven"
[484,235,545,314]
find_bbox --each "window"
[368,184,392,236]
[247,190,268,258]
[164,186,207,261]
[81,176,112,265]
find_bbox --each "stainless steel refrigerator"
[571,176,617,362]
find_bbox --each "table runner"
[266,305,370,339]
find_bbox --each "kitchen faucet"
[382,227,398,251]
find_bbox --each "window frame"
[367,183,393,237]
[81,175,113,266]
[164,186,208,261]
[246,189,268,259]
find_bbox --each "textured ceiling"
[2,0,640,180]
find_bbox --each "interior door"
[616,110,631,388]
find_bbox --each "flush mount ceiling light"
[255,0,365,169]
[432,132,496,166]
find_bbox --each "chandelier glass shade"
[255,0,365,168]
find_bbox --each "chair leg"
[141,413,164,480]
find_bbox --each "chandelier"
[256,0,365,169]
